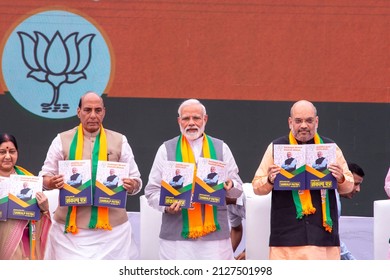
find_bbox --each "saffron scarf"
[289,131,333,232]
[64,124,111,234]
[14,165,37,259]
[176,134,220,239]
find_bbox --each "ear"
[77,107,81,119]
[288,117,292,130]
[204,114,208,124]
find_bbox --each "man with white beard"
[145,99,243,260]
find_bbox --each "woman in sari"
[0,133,51,259]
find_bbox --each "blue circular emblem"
[1,10,111,119]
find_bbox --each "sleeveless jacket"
[159,135,230,241]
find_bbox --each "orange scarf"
[289,131,333,232]
[177,134,220,238]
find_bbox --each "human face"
[178,104,208,140]
[77,93,105,133]
[0,141,18,174]
[288,101,318,143]
[341,173,363,199]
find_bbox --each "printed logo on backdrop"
[1,10,112,119]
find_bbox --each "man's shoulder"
[104,128,124,138]
[164,135,180,146]
[319,135,335,144]
[206,135,224,143]
[272,135,289,144]
[59,126,78,137]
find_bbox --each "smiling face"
[77,92,106,133]
[178,102,208,141]
[0,141,18,175]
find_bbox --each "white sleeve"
[120,135,142,195]
[144,144,167,212]
[38,134,64,177]
[223,143,243,198]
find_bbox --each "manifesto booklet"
[94,161,129,208]
[59,160,92,206]
[0,176,10,221]
[274,144,337,190]
[7,174,42,220]
[159,161,195,209]
[305,143,337,190]
[273,145,306,191]
[192,157,227,206]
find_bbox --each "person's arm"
[318,158,328,170]
[169,176,183,187]
[252,143,274,195]
[144,144,167,212]
[67,174,82,186]
[340,240,356,260]
[223,143,243,198]
[104,176,119,188]
[333,145,354,195]
[384,167,390,198]
[120,135,142,195]
[210,174,218,185]
[231,224,243,252]
[39,135,65,190]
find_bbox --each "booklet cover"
[159,161,195,209]
[273,144,337,190]
[305,144,337,190]
[59,160,92,206]
[94,161,129,208]
[193,157,227,206]
[274,145,306,191]
[7,174,42,220]
[0,176,10,221]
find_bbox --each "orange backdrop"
[1,0,390,103]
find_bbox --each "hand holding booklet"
[274,143,337,191]
[159,161,195,209]
[192,157,227,206]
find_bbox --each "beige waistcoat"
[53,127,129,229]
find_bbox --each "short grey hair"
[178,99,207,116]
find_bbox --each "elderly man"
[145,98,243,260]
[39,91,142,260]
[252,100,353,260]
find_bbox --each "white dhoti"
[159,238,234,260]
[44,219,139,260]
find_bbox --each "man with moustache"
[145,99,243,260]
[39,91,142,260]
[252,100,353,260]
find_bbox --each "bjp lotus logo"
[1,10,112,119]
[18,31,95,113]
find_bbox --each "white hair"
[178,99,207,116]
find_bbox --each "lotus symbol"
[18,31,95,113]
